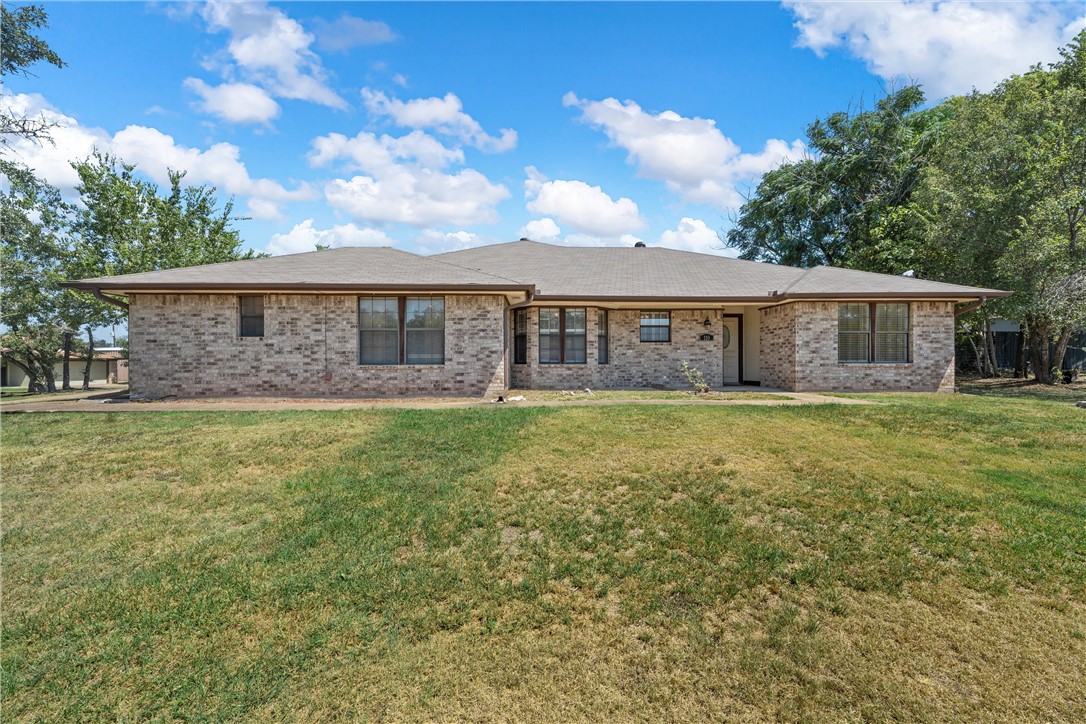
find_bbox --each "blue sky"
[5,1,1084,257]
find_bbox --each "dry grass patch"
[2,395,1084,720]
[509,388,786,401]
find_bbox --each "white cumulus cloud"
[658,217,738,257]
[414,229,495,254]
[266,219,396,255]
[785,1,1086,97]
[309,129,464,170]
[523,166,645,237]
[196,0,346,110]
[1,93,313,221]
[362,88,517,153]
[518,218,562,242]
[311,14,397,51]
[310,128,510,227]
[184,78,280,125]
[564,92,805,210]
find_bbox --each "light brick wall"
[758,301,955,392]
[129,293,508,398]
[757,304,797,390]
[510,308,726,390]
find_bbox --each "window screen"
[838,303,870,362]
[513,309,527,364]
[239,296,264,338]
[405,297,444,364]
[539,308,561,364]
[597,310,609,364]
[875,303,909,362]
[359,297,400,365]
[640,312,670,343]
[564,309,587,364]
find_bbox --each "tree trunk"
[81,327,94,391]
[1029,321,1052,384]
[974,325,992,377]
[1014,322,1027,378]
[6,357,44,394]
[43,361,57,393]
[1052,326,1073,382]
[966,334,982,374]
[62,330,73,390]
[985,320,999,377]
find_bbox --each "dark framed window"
[359,296,447,365]
[239,295,264,337]
[837,303,869,362]
[640,311,670,343]
[875,303,910,362]
[406,297,445,364]
[539,307,587,364]
[597,309,609,364]
[838,303,910,363]
[539,308,561,363]
[359,297,400,365]
[513,308,527,364]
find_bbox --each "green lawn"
[3,392,1084,720]
[509,388,787,401]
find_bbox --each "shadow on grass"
[957,376,1085,403]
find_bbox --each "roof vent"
[519,237,530,242]
[634,241,647,248]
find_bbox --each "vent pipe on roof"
[634,241,646,248]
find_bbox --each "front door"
[722,317,740,385]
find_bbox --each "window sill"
[838,361,912,366]
[358,363,446,367]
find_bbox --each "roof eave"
[776,290,1013,301]
[61,281,536,294]
[532,294,778,304]
[530,290,1011,304]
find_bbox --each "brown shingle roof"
[64,239,1009,301]
[63,247,531,292]
[436,240,1008,301]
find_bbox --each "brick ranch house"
[63,240,1009,399]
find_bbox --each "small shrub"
[680,360,711,394]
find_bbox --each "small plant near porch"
[680,360,711,394]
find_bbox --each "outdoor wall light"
[702,318,712,328]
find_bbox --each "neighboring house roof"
[63,239,1010,302]
[63,247,531,293]
[55,350,126,360]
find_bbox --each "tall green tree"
[727,85,949,274]
[0,2,66,147]
[65,153,260,389]
[0,160,71,391]
[920,30,1086,382]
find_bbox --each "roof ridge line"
[775,265,821,296]
[420,251,530,286]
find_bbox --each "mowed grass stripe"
[2,396,1084,720]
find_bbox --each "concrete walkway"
[0,389,875,414]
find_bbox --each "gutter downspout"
[91,287,130,312]
[501,287,536,397]
[955,296,987,317]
